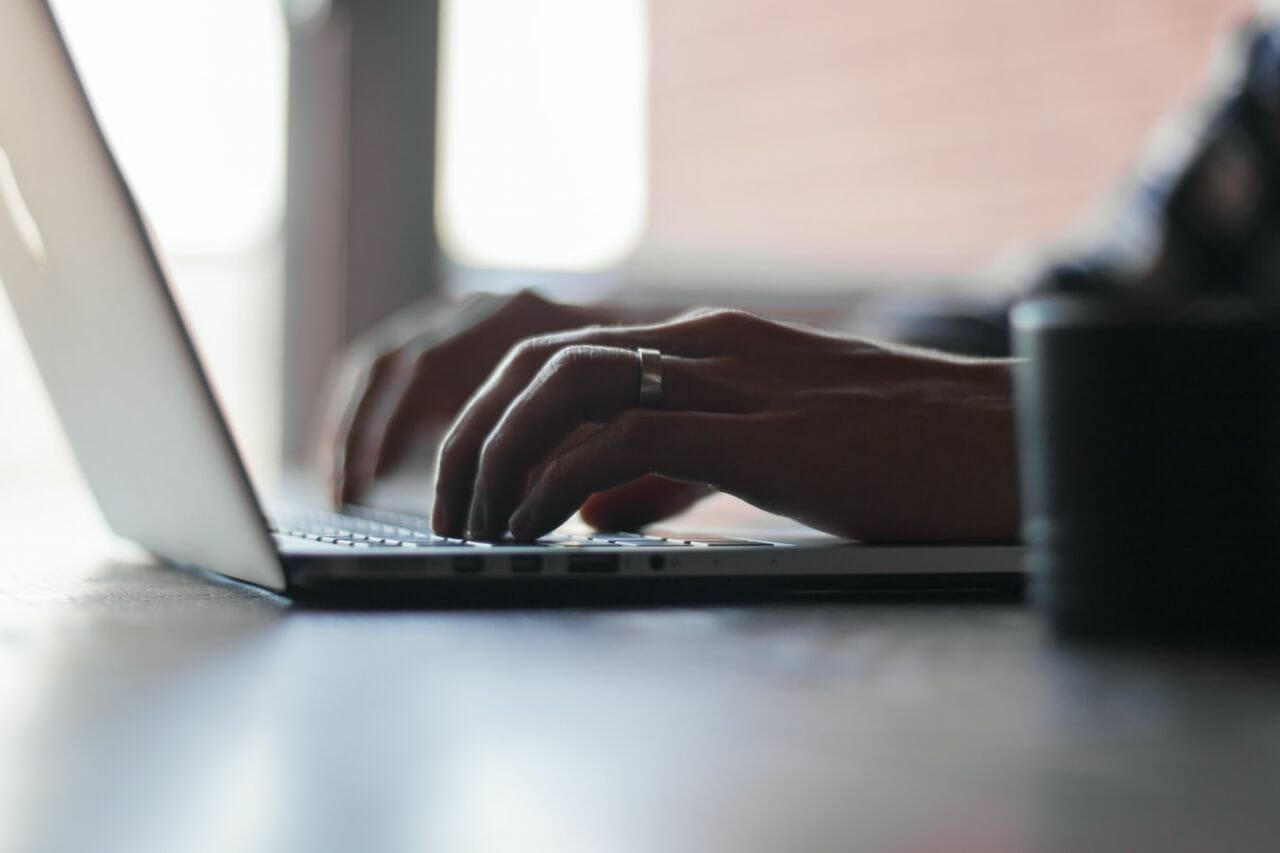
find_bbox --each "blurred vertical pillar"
[280,0,442,463]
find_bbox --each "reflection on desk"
[1,487,1278,853]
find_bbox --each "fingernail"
[432,500,449,534]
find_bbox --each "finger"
[335,352,408,505]
[367,336,471,480]
[466,345,748,538]
[507,409,751,540]
[331,301,493,504]
[368,297,582,486]
[579,476,715,531]
[431,318,761,536]
[427,331,643,535]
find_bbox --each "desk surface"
[2,489,1279,853]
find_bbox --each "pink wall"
[646,0,1256,274]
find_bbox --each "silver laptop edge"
[0,0,284,590]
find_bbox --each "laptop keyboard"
[269,505,772,549]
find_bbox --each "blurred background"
[0,0,1254,502]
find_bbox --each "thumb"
[578,475,713,532]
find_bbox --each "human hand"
[330,289,598,504]
[433,309,1020,542]
[328,289,706,525]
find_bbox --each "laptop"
[0,0,1023,602]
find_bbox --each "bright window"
[0,0,288,491]
[436,0,649,272]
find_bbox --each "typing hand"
[327,289,705,528]
[433,309,1020,543]
[329,290,594,505]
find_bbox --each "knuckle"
[437,427,466,465]
[409,345,437,372]
[352,350,400,395]
[711,308,758,329]
[543,344,603,381]
[676,307,758,336]
[490,289,539,322]
[476,432,506,475]
[369,350,398,374]
[674,306,717,323]
[508,335,552,371]
[511,288,545,309]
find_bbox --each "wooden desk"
[3,489,1279,853]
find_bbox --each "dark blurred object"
[1012,292,1280,645]
[1005,15,1280,646]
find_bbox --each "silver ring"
[637,348,663,409]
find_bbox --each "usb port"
[567,554,618,574]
